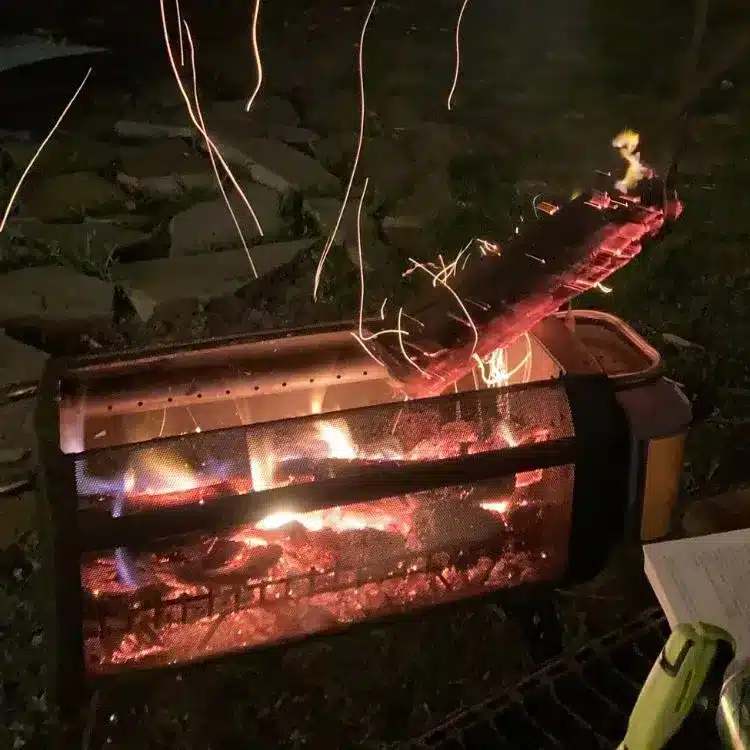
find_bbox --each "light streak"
[159,0,264,273]
[476,238,501,256]
[434,240,473,285]
[245,0,264,112]
[356,177,371,338]
[407,256,479,355]
[531,193,542,219]
[447,0,470,111]
[313,0,378,301]
[397,308,431,378]
[174,0,185,66]
[351,175,409,362]
[465,297,489,311]
[182,22,259,277]
[472,333,533,388]
[0,68,92,234]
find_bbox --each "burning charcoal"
[463,480,516,507]
[273,527,338,572]
[358,436,403,460]
[124,479,248,511]
[366,179,681,396]
[390,408,442,453]
[175,539,283,585]
[314,527,407,575]
[82,555,164,597]
[502,499,556,553]
[407,419,478,460]
[273,601,340,636]
[84,583,168,620]
[263,520,309,542]
[204,538,250,569]
[408,491,509,561]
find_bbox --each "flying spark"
[397,308,431,378]
[406,257,479,356]
[447,0,470,111]
[174,0,185,66]
[181,20,259,277]
[313,0,378,301]
[160,0,264,275]
[245,0,264,112]
[351,176,411,364]
[472,333,533,388]
[0,68,92,234]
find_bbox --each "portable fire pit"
[35,299,691,715]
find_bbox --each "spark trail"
[245,0,264,112]
[174,0,185,66]
[181,22,258,277]
[447,0,470,110]
[350,176,413,367]
[160,0,264,276]
[313,0,378,301]
[0,68,92,234]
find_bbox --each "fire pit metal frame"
[35,327,636,719]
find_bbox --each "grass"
[3,4,750,749]
[0,225,116,279]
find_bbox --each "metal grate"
[401,607,723,749]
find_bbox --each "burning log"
[407,491,510,559]
[119,479,253,511]
[275,455,515,496]
[314,527,408,573]
[366,178,681,397]
[174,539,283,585]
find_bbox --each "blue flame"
[110,488,140,588]
[77,460,141,589]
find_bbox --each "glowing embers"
[76,383,574,673]
[82,467,573,673]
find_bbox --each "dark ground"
[1,0,750,748]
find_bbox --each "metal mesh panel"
[74,382,573,515]
[81,464,574,674]
[402,608,723,749]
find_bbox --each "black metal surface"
[35,361,87,722]
[400,607,723,750]
[565,373,631,582]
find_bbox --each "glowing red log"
[367,178,682,398]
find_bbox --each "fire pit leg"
[502,597,563,665]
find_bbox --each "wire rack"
[400,607,724,749]
[91,536,542,637]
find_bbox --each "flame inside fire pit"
[74,336,575,674]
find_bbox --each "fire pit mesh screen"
[401,607,722,749]
[74,383,576,674]
[74,381,573,513]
